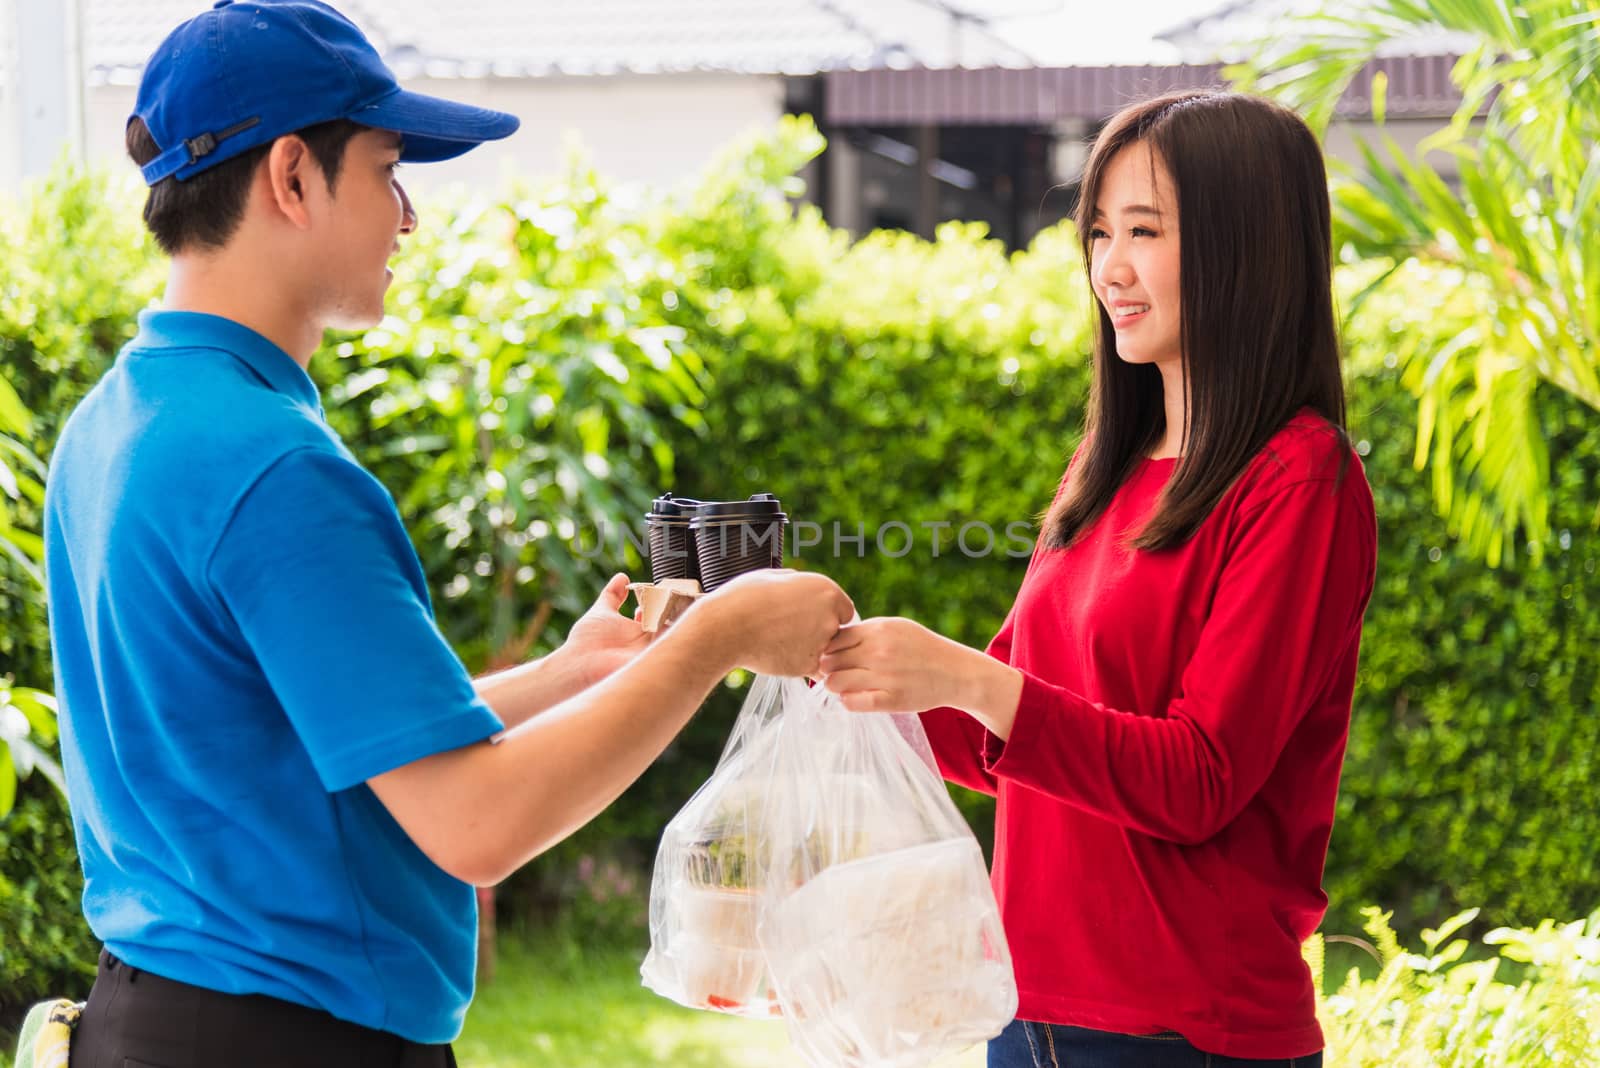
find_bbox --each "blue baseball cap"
[133,0,520,185]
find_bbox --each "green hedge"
[0,169,155,1032]
[0,170,156,695]
[310,162,701,672]
[0,777,97,1028]
[625,120,1093,859]
[652,122,1090,651]
[1331,270,1600,930]
[0,119,1595,998]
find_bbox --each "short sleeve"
[207,447,502,792]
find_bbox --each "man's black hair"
[125,117,365,255]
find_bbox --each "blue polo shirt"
[43,310,503,1043]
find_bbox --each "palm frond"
[1234,0,1600,565]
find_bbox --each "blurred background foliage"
[1,78,1596,1046]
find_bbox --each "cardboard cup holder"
[629,578,705,634]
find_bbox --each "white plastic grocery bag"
[640,674,788,1017]
[642,673,1017,1066]
[755,676,1017,1068]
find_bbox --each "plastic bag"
[756,677,1017,1068]
[640,674,788,1017]
[643,674,1017,1065]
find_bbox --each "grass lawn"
[456,930,987,1068]
[0,933,985,1068]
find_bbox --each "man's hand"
[692,569,855,678]
[563,572,652,688]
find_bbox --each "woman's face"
[1087,141,1182,373]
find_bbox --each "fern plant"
[1313,906,1600,1064]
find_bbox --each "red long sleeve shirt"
[922,411,1376,1059]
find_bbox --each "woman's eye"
[1087,227,1108,240]
[1131,226,1155,238]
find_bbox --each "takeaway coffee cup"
[690,494,787,593]
[646,495,703,584]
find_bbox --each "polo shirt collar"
[130,309,322,412]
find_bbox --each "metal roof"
[1155,0,1478,62]
[823,53,1466,126]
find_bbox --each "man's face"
[313,128,415,330]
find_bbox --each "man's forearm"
[373,607,735,886]
[473,646,591,733]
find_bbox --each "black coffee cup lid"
[692,493,785,520]
[648,494,703,518]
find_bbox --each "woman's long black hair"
[1044,90,1348,551]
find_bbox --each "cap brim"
[352,88,520,164]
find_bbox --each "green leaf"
[1422,907,1481,952]
[0,453,20,499]
[0,531,45,587]
[0,743,15,819]
[10,688,59,744]
[0,374,33,437]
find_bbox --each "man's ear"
[264,135,319,230]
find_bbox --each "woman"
[819,90,1376,1067]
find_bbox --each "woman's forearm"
[952,650,1024,740]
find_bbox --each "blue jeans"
[988,1020,1323,1068]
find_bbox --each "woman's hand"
[819,617,1024,737]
